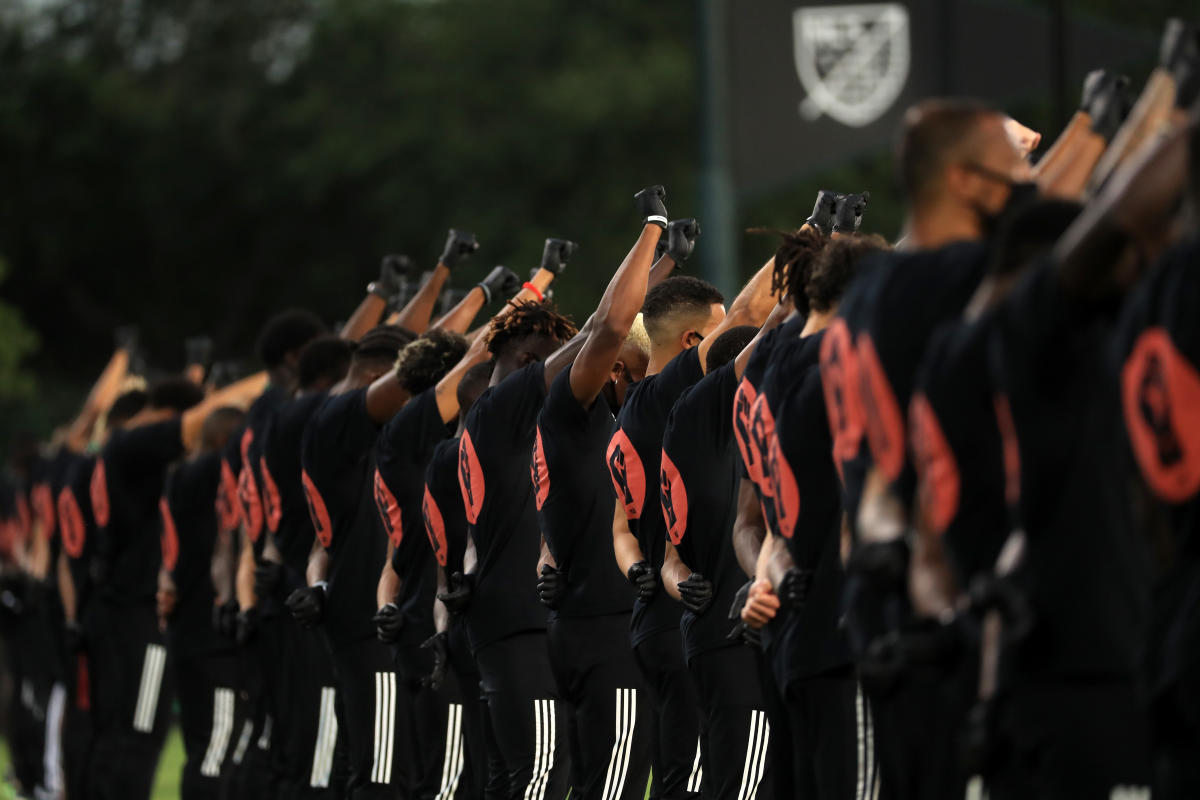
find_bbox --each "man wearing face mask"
[819,98,1039,800]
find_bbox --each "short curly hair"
[393,329,469,395]
[805,233,890,313]
[255,309,327,368]
[484,301,578,357]
[640,276,725,345]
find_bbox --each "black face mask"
[964,162,1039,238]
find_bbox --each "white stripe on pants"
[523,698,557,800]
[736,709,771,800]
[370,671,397,785]
[434,703,465,800]
[601,688,638,800]
[201,688,236,777]
[132,644,167,733]
[310,686,339,789]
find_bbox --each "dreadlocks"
[762,225,827,316]
[484,300,579,357]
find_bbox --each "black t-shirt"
[854,242,988,511]
[608,347,704,645]
[423,436,474,674]
[534,363,632,620]
[259,392,328,586]
[661,362,745,661]
[990,259,1149,679]
[458,363,548,650]
[161,452,228,659]
[375,389,455,647]
[93,418,184,606]
[57,452,97,615]
[909,317,1009,588]
[300,388,386,650]
[765,330,851,678]
[233,385,289,558]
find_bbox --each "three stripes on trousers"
[132,644,166,733]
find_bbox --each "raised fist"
[666,219,701,264]
[1080,70,1133,142]
[805,190,840,234]
[372,255,412,299]
[439,229,480,269]
[477,266,522,305]
[114,325,140,354]
[185,336,213,368]
[634,185,669,229]
[832,192,869,234]
[540,238,579,275]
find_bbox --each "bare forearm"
[612,502,643,575]
[211,530,235,605]
[306,540,328,586]
[377,557,400,607]
[340,295,389,342]
[430,286,487,334]
[236,534,256,611]
[537,535,556,575]
[57,552,76,623]
[182,372,269,450]
[393,265,451,334]
[67,348,130,451]
[661,542,689,601]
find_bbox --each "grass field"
[0,726,186,800]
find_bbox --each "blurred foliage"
[0,258,38,400]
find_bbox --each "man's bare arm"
[612,501,644,576]
[661,541,690,602]
[697,257,780,374]
[731,478,767,578]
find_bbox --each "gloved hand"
[678,572,714,615]
[421,632,450,691]
[832,192,869,233]
[437,572,475,615]
[254,560,283,600]
[1080,70,1133,142]
[1160,19,1200,108]
[805,190,840,234]
[634,185,669,229]
[537,564,566,609]
[476,266,522,305]
[777,567,814,610]
[725,578,763,646]
[540,238,579,275]
[666,218,701,265]
[185,336,213,369]
[114,325,140,353]
[371,255,412,299]
[285,583,327,628]
[439,229,481,269]
[213,600,239,639]
[626,561,657,602]
[373,602,403,643]
[65,620,85,653]
[236,606,259,646]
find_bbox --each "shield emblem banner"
[793,3,911,127]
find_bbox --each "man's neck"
[646,343,685,377]
[903,203,983,251]
[800,310,836,337]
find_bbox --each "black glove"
[967,573,1034,645]
[725,579,762,647]
[185,336,213,369]
[805,190,840,234]
[373,602,404,643]
[537,564,566,609]
[236,606,259,646]
[439,229,480,268]
[634,185,669,229]
[626,561,657,602]
[213,600,239,639]
[285,583,327,628]
[437,572,475,615]
[832,192,869,233]
[677,572,714,615]
[65,620,85,653]
[540,238,579,275]
[421,632,450,691]
[777,567,814,610]
[254,560,283,600]
[114,325,140,353]
[1080,70,1133,142]
[371,255,411,299]
[89,554,110,588]
[476,266,522,305]
[1160,19,1200,108]
[666,218,701,264]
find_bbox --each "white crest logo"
[793,3,910,127]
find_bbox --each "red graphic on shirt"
[216,460,242,531]
[856,332,906,482]
[606,428,646,520]
[531,427,550,511]
[909,393,960,537]
[58,488,86,558]
[32,483,56,539]
[819,320,867,479]
[766,432,800,540]
[733,379,764,486]
[159,497,179,572]
[748,394,777,501]
[659,449,688,545]
[301,469,333,548]
[458,432,485,526]
[89,459,110,530]
[238,430,264,542]
[15,495,31,544]
[0,521,15,561]
[992,393,1021,508]
[1122,328,1200,504]
[422,486,448,567]
[259,457,282,534]
[373,469,404,548]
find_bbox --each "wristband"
[522,281,545,302]
[645,215,668,229]
[475,282,493,306]
[312,581,329,594]
[366,281,389,299]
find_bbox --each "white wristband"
[646,215,668,228]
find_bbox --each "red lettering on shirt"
[458,432,485,526]
[422,486,448,568]
[301,469,333,548]
[373,469,404,549]
[659,449,688,546]
[1122,327,1200,504]
[909,393,960,537]
[606,428,646,520]
[733,378,763,486]
[259,457,282,534]
[32,483,55,539]
[58,488,86,559]
[748,393,777,501]
[238,430,264,542]
[159,497,179,572]
[820,320,867,480]
[766,432,800,540]
[216,459,242,531]
[856,332,906,482]
[531,426,550,511]
[89,459,110,530]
